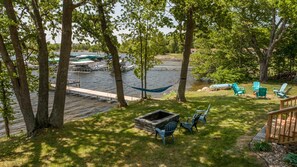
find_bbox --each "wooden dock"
[51,84,140,101]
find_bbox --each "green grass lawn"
[0,83,294,166]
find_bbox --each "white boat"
[76,54,89,58]
[70,60,94,66]
[69,59,94,72]
[122,65,134,71]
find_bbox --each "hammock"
[130,85,173,93]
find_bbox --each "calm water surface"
[67,61,202,98]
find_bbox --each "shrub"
[252,141,272,152]
[284,152,297,166]
[209,66,245,83]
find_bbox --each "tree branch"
[244,47,253,55]
[250,33,264,60]
[267,19,288,56]
[268,9,277,48]
[0,34,18,82]
[274,19,288,42]
[276,18,284,28]
[72,0,87,9]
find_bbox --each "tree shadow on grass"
[0,94,279,166]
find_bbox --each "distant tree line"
[49,33,181,54]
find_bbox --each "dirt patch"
[236,135,268,166]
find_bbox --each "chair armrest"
[196,110,205,114]
[239,87,245,93]
[277,92,287,98]
[155,128,164,135]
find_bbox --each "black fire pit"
[135,110,179,133]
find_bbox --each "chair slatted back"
[232,83,242,94]
[253,81,260,87]
[164,121,178,136]
[253,81,260,91]
[280,83,288,92]
[190,113,202,127]
[203,104,211,117]
[258,87,267,96]
[232,83,238,90]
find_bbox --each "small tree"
[73,0,127,107]
[121,0,167,99]
[0,61,14,137]
[170,0,230,102]
[50,0,86,128]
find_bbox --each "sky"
[47,2,175,44]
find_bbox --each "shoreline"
[1,57,195,137]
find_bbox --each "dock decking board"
[51,84,140,101]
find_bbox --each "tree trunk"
[289,55,292,80]
[289,50,295,80]
[0,61,10,138]
[139,28,144,99]
[0,84,10,138]
[98,0,127,107]
[176,7,194,102]
[3,0,36,136]
[4,117,10,138]
[31,0,49,128]
[50,0,73,128]
[1,35,33,137]
[259,56,269,82]
[144,25,148,99]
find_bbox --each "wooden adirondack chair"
[180,113,202,133]
[252,81,260,93]
[256,87,267,98]
[232,83,245,95]
[155,121,178,145]
[277,87,292,98]
[273,83,288,95]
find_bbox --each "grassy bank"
[0,83,293,166]
[156,53,183,61]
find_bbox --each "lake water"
[67,60,198,98]
[0,56,208,137]
[0,59,210,136]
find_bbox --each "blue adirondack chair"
[252,81,260,93]
[277,87,292,98]
[155,121,178,145]
[232,83,245,95]
[273,83,287,95]
[256,87,267,98]
[180,113,202,133]
[197,104,211,124]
